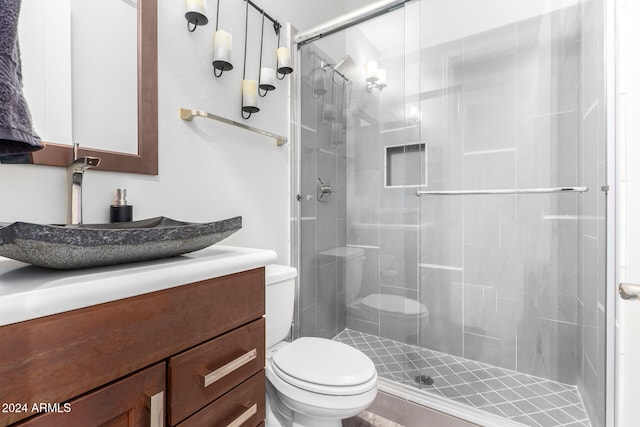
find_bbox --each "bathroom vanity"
[0,246,277,427]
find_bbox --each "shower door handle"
[619,283,640,300]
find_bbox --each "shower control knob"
[317,178,334,203]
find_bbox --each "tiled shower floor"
[334,329,591,427]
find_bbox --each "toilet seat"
[271,337,377,396]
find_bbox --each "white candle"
[277,47,293,73]
[213,30,232,66]
[185,0,205,15]
[242,80,259,111]
[366,61,378,82]
[260,67,276,90]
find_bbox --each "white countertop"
[0,245,277,327]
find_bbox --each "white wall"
[616,0,640,425]
[0,0,347,264]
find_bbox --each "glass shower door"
[295,0,607,425]
[416,1,607,425]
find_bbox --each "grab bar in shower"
[416,186,589,196]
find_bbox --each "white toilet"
[265,264,378,427]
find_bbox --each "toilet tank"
[265,264,297,349]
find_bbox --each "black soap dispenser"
[110,189,133,223]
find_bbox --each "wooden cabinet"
[176,372,265,427]
[0,268,266,427]
[15,363,166,427]
[168,318,265,425]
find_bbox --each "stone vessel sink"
[0,216,242,270]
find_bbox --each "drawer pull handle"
[145,391,165,427]
[201,349,258,388]
[227,403,257,427]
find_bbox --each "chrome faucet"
[67,143,101,224]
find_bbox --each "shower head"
[332,55,355,81]
[334,55,352,72]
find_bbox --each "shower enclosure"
[292,1,608,426]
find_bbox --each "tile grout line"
[335,329,590,427]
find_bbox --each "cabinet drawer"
[0,268,264,426]
[177,372,265,427]
[168,318,265,425]
[16,363,165,427]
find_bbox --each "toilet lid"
[272,337,376,394]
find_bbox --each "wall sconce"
[276,30,293,79]
[239,0,285,115]
[366,61,387,92]
[242,80,259,118]
[259,67,276,95]
[366,61,378,82]
[241,0,259,119]
[376,69,387,90]
[258,13,276,96]
[212,0,233,77]
[185,0,208,32]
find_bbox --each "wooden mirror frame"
[31,0,158,175]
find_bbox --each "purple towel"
[0,0,43,155]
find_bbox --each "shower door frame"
[604,0,617,425]
[290,0,618,425]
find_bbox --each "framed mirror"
[28,0,158,175]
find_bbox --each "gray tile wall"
[345,111,422,345]
[416,6,587,387]
[414,5,606,425]
[577,0,606,425]
[297,45,349,340]
[297,3,606,425]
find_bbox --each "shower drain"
[414,374,434,386]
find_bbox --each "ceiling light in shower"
[185,0,208,32]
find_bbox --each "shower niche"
[384,143,426,188]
